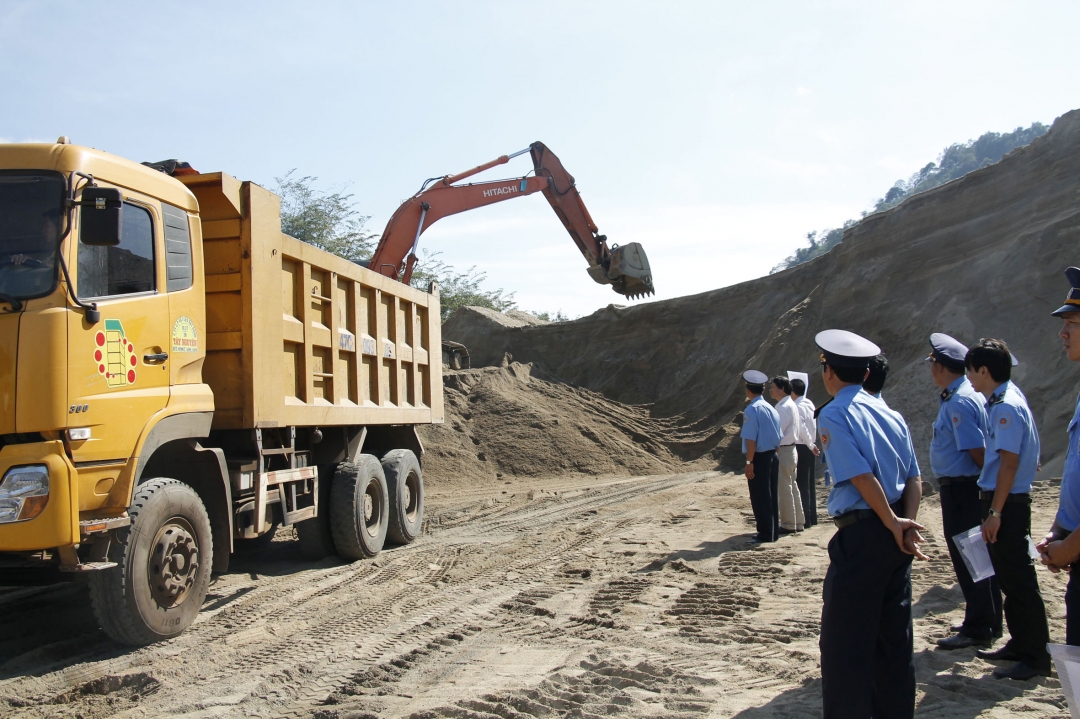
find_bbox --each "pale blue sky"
[3,2,1078,315]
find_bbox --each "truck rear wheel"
[88,478,212,646]
[330,456,388,560]
[382,449,424,545]
[296,463,337,560]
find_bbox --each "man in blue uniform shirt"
[965,338,1051,680]
[741,369,782,544]
[927,333,1002,649]
[815,330,926,719]
[1038,267,1080,646]
[863,354,889,401]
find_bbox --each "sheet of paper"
[1049,643,1080,718]
[953,525,995,583]
[1026,534,1042,562]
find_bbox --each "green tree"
[408,249,517,322]
[274,171,377,262]
[274,173,516,322]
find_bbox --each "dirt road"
[0,472,1072,718]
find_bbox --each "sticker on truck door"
[172,316,198,353]
[95,319,137,388]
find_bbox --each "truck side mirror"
[79,187,124,246]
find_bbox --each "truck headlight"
[0,465,50,524]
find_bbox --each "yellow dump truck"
[0,139,443,644]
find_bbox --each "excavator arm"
[368,142,654,299]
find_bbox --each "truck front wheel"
[88,478,213,646]
[329,456,388,560]
[382,449,424,545]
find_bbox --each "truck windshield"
[0,171,65,300]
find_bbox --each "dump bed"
[178,173,444,431]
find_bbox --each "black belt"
[834,501,904,530]
[938,475,979,486]
[978,491,1031,504]
[780,443,796,447]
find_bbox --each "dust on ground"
[0,471,1071,718]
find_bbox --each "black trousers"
[796,444,817,526]
[748,451,779,542]
[820,515,915,718]
[1068,569,1080,646]
[939,478,1002,639]
[979,497,1051,670]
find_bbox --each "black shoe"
[992,661,1050,680]
[951,623,1003,639]
[777,527,798,535]
[937,633,991,650]
[746,535,767,545]
[977,646,1023,662]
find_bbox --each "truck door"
[67,192,172,464]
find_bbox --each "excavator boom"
[367,142,654,299]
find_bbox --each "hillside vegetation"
[772,122,1049,272]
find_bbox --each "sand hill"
[439,108,1080,480]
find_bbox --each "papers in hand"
[953,525,995,583]
[1026,534,1042,562]
[1049,644,1080,718]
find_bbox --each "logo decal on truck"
[95,319,137,388]
[172,316,199,353]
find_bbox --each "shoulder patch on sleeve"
[999,415,1010,429]
[952,415,960,424]
[820,428,830,449]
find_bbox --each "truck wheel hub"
[149,519,200,607]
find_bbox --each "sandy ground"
[0,472,1073,718]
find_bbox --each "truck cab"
[0,140,437,645]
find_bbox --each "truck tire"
[329,456,388,560]
[296,463,337,560]
[382,449,424,545]
[88,478,213,646]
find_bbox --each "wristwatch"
[988,508,1002,518]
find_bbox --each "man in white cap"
[926,333,1000,650]
[815,329,926,719]
[741,369,782,544]
[789,371,819,526]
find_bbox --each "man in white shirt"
[790,373,820,527]
[770,375,805,533]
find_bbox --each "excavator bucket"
[606,242,654,299]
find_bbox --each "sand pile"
[443,108,1080,478]
[417,361,735,486]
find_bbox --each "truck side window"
[162,203,192,292]
[78,202,156,299]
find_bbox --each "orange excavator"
[367,141,654,300]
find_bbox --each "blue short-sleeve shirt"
[978,381,1040,494]
[819,385,921,516]
[1057,393,1080,531]
[929,376,988,478]
[741,395,782,454]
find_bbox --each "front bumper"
[0,441,77,551]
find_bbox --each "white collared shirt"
[776,395,802,446]
[795,395,816,446]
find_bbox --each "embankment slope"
[441,109,1080,478]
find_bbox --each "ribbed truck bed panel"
[179,172,443,430]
